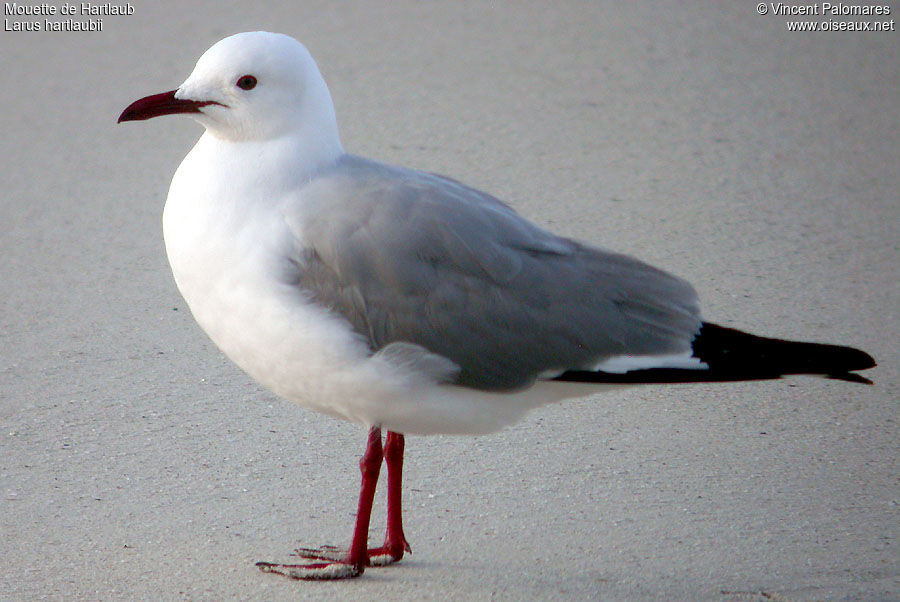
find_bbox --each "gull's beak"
[118,89,221,123]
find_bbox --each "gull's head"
[119,32,341,146]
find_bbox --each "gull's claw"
[292,545,345,562]
[256,560,362,581]
[290,541,411,566]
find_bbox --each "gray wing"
[282,154,701,391]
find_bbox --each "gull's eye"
[236,75,257,90]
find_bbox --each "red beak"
[118,89,223,123]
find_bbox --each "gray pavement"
[1,3,897,600]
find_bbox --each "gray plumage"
[282,155,702,391]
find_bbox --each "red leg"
[345,426,383,571]
[371,430,411,565]
[257,426,383,580]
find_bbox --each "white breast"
[162,137,383,421]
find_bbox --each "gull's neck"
[191,115,344,195]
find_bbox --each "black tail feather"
[692,322,875,382]
[553,322,876,385]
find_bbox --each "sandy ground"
[2,3,898,600]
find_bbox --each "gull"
[118,31,876,580]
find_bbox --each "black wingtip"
[692,322,876,384]
[551,323,876,386]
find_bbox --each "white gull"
[119,31,875,580]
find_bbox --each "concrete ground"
[2,3,897,600]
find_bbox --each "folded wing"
[283,155,702,391]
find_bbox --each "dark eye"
[236,75,257,90]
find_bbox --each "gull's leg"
[370,430,412,565]
[257,426,383,580]
[291,431,412,567]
